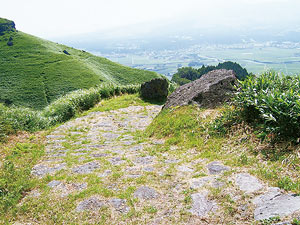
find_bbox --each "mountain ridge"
[0,18,160,109]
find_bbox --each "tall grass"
[0,84,140,141]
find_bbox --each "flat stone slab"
[72,161,100,174]
[189,191,218,217]
[47,180,62,188]
[108,157,125,165]
[31,163,66,177]
[190,177,214,189]
[207,161,230,174]
[91,153,109,158]
[98,170,112,177]
[235,173,263,193]
[134,186,159,200]
[76,197,105,212]
[177,165,194,173]
[254,188,300,220]
[102,133,120,140]
[134,156,154,165]
[109,198,130,214]
[165,159,180,164]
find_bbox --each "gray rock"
[47,180,62,188]
[254,193,300,220]
[190,177,214,189]
[152,139,165,145]
[165,159,180,164]
[177,165,194,173]
[141,78,169,101]
[108,157,125,165]
[189,191,218,217]
[91,153,109,158]
[207,161,230,174]
[31,163,66,177]
[163,69,237,109]
[72,161,100,174]
[102,133,120,140]
[98,170,112,177]
[253,187,281,205]
[235,173,263,193]
[134,186,159,200]
[128,145,144,152]
[134,156,154,165]
[76,197,105,212]
[126,174,142,179]
[110,198,130,214]
[143,167,155,172]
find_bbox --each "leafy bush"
[233,71,300,140]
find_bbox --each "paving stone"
[121,140,135,145]
[207,161,230,174]
[189,191,218,217]
[91,153,109,158]
[126,174,142,179]
[108,157,125,165]
[72,161,100,174]
[110,198,130,214]
[165,159,180,164]
[134,186,159,200]
[143,167,155,172]
[128,145,144,152]
[253,187,281,205]
[152,139,165,145]
[134,156,154,165]
[190,177,214,189]
[47,180,62,188]
[76,197,105,212]
[102,133,120,140]
[235,173,263,193]
[31,163,66,177]
[98,170,112,177]
[254,193,300,220]
[177,165,194,173]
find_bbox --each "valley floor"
[2,95,300,224]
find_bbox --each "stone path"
[17,105,300,224]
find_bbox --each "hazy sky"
[1,0,300,38]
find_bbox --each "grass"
[1,94,300,224]
[0,135,44,218]
[0,84,141,142]
[0,27,160,109]
[146,105,300,194]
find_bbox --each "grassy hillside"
[0,19,160,109]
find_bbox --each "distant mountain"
[57,20,300,53]
[0,18,160,109]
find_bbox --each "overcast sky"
[1,0,300,39]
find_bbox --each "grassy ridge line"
[0,84,140,142]
[0,30,160,109]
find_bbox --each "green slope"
[0,18,160,109]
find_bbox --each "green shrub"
[234,71,300,140]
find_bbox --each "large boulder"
[141,78,169,101]
[163,69,237,109]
